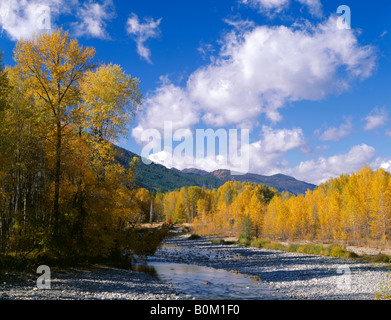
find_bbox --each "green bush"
[250,238,271,248]
[239,215,253,242]
[373,254,391,264]
[188,234,201,240]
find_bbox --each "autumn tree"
[369,169,391,244]
[13,30,96,241]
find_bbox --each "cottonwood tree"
[13,29,96,241]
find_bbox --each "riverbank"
[0,264,180,300]
[2,232,391,300]
[150,234,391,300]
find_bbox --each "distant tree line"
[157,167,391,246]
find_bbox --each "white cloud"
[287,144,377,184]
[363,107,388,131]
[296,0,322,17]
[241,0,289,13]
[381,160,391,172]
[0,0,116,40]
[132,78,200,143]
[245,126,307,176]
[259,125,306,153]
[186,16,375,126]
[148,148,235,173]
[126,13,162,63]
[241,0,322,17]
[140,125,305,176]
[72,0,116,39]
[318,116,352,141]
[0,0,62,40]
[133,15,376,177]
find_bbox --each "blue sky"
[0,0,390,184]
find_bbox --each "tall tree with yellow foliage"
[13,30,96,241]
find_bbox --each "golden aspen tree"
[288,194,308,240]
[355,166,373,242]
[247,193,264,238]
[263,195,289,240]
[305,189,320,241]
[369,169,391,243]
[13,29,96,241]
[341,174,359,243]
[81,63,142,142]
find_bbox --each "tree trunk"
[150,200,153,225]
[53,121,62,239]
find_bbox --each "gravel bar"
[1,265,180,300]
[150,234,391,300]
[2,234,390,300]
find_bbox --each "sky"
[0,0,390,185]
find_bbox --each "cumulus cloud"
[0,0,116,40]
[126,13,162,63]
[381,160,391,172]
[241,0,322,17]
[362,107,388,131]
[185,16,375,126]
[72,0,115,39]
[0,0,62,40]
[296,0,322,17]
[318,116,353,141]
[241,0,289,13]
[142,125,305,176]
[287,144,377,184]
[133,15,376,177]
[132,78,200,143]
[247,126,307,175]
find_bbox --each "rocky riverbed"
[150,234,391,300]
[0,265,180,300]
[1,233,390,300]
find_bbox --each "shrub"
[250,239,271,248]
[373,254,391,264]
[188,234,201,240]
[239,215,253,242]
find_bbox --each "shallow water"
[146,261,285,300]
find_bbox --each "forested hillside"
[114,146,225,192]
[115,147,316,195]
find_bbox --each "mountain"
[113,146,224,192]
[114,146,316,195]
[181,168,210,176]
[207,169,316,195]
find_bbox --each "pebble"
[150,235,391,300]
[1,266,180,300]
[3,234,390,300]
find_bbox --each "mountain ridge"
[182,168,316,195]
[114,145,317,195]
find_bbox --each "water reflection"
[142,262,285,300]
[131,263,158,277]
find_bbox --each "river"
[146,261,285,300]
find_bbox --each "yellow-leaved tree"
[13,29,96,242]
